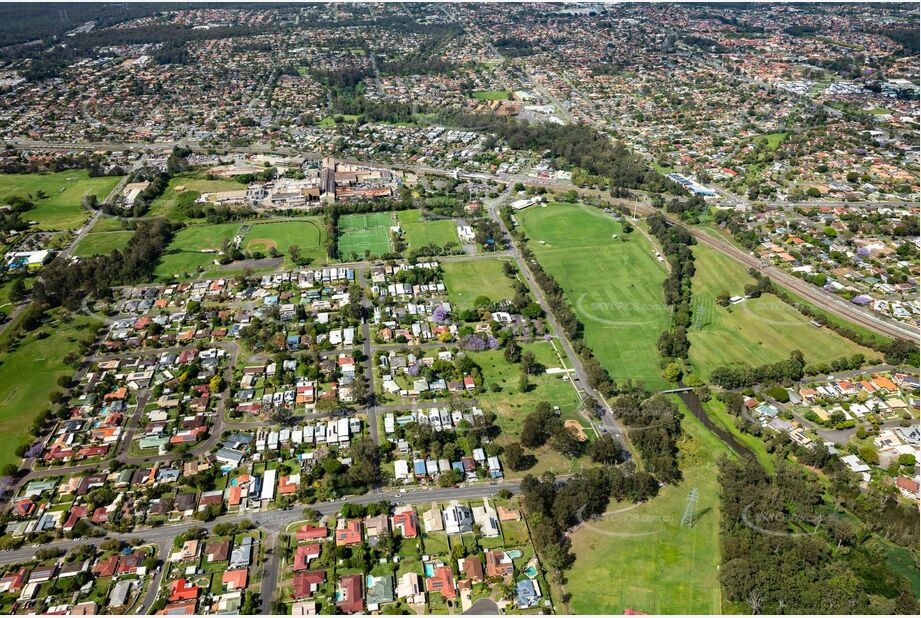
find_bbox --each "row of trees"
[32,219,176,310]
[647,214,696,362]
[710,350,806,389]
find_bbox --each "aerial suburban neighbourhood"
[0,2,917,617]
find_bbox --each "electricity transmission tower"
[680,487,699,528]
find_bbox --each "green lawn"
[337,213,393,260]
[315,114,360,128]
[441,258,517,311]
[774,284,892,349]
[72,231,134,257]
[763,132,787,150]
[338,228,391,260]
[0,170,123,230]
[339,212,393,229]
[471,340,591,475]
[88,217,130,233]
[519,202,670,389]
[147,176,246,221]
[396,210,459,250]
[0,312,101,468]
[687,243,876,379]
[471,90,510,101]
[0,277,32,317]
[243,220,326,267]
[567,402,729,614]
[154,222,241,278]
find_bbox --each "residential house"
[335,519,362,546]
[292,571,326,599]
[485,551,514,578]
[425,564,456,600]
[443,501,473,534]
[336,574,363,614]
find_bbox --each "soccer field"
[338,211,393,229]
[519,202,670,390]
[338,212,393,259]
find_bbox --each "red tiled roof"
[336,574,363,614]
[292,570,326,599]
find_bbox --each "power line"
[680,487,699,528]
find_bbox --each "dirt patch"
[219,256,283,271]
[245,238,278,252]
[564,419,588,442]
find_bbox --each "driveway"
[464,598,500,615]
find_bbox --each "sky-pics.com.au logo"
[741,502,831,537]
[573,503,676,538]
[576,293,671,328]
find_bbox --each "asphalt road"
[485,191,632,453]
[0,479,521,567]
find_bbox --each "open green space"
[472,340,591,477]
[701,398,774,473]
[0,277,32,317]
[441,258,517,310]
[88,216,130,233]
[687,243,876,379]
[337,212,393,260]
[519,202,670,389]
[881,540,920,598]
[0,170,122,230]
[0,312,101,468]
[146,176,246,221]
[315,114,360,128]
[396,210,459,250]
[339,212,393,229]
[471,90,510,100]
[154,222,241,279]
[763,132,787,150]
[72,231,134,257]
[243,219,326,267]
[567,401,729,614]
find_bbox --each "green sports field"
[0,312,101,468]
[72,231,134,257]
[397,209,459,250]
[0,170,123,230]
[566,400,729,615]
[154,222,241,278]
[441,258,517,310]
[338,212,392,260]
[146,176,247,221]
[687,243,876,379]
[242,219,326,267]
[519,202,671,390]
